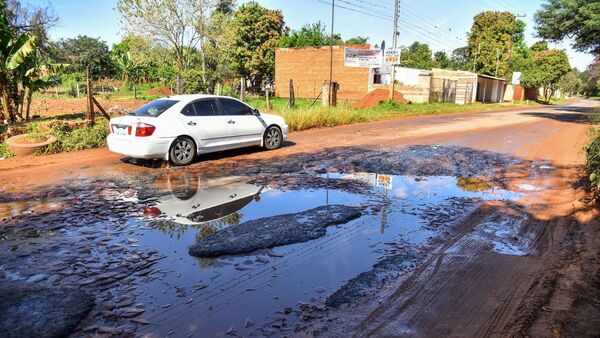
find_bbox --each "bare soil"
[28,97,148,117]
[0,99,598,337]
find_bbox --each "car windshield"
[130,99,178,117]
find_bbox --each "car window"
[130,99,178,117]
[180,103,196,116]
[219,98,253,116]
[192,100,220,116]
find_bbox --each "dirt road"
[0,100,598,337]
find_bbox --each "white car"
[107,94,289,166]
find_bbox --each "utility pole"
[506,14,527,80]
[495,47,500,77]
[389,0,399,100]
[328,0,335,107]
[472,42,480,73]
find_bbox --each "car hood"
[259,113,287,126]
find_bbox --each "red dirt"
[355,88,409,108]
[29,98,148,117]
[147,87,173,95]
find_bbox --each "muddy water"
[123,173,518,337]
[0,172,520,337]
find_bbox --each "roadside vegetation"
[586,110,600,193]
[252,99,535,132]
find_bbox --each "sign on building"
[345,48,401,68]
[344,48,381,67]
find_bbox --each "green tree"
[48,36,113,78]
[449,46,470,70]
[530,41,548,52]
[0,1,63,122]
[580,59,600,96]
[399,42,435,70]
[345,36,368,45]
[117,0,215,93]
[535,0,600,55]
[434,51,450,69]
[558,68,581,96]
[521,49,571,102]
[468,11,516,79]
[279,22,328,47]
[229,1,284,87]
[204,1,237,91]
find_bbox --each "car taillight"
[135,123,155,137]
[128,126,132,135]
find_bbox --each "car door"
[218,98,266,147]
[179,99,229,151]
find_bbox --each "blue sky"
[29,0,594,70]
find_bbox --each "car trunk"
[109,115,156,139]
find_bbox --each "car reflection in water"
[149,173,264,240]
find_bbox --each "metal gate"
[429,78,457,103]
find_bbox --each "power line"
[307,0,463,51]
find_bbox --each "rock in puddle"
[189,205,363,258]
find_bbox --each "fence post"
[289,79,295,109]
[266,87,271,110]
[428,75,434,104]
[86,66,95,126]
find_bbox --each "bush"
[587,112,600,188]
[28,121,109,154]
[0,142,14,158]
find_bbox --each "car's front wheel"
[170,137,196,166]
[263,126,282,150]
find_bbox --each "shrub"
[587,113,600,188]
[28,121,109,154]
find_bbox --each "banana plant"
[0,26,37,122]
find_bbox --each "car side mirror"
[252,108,260,116]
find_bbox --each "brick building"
[274,45,370,101]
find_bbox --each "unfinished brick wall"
[274,45,370,102]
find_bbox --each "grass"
[249,97,538,132]
[586,110,600,189]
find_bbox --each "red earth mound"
[147,87,173,95]
[355,89,410,109]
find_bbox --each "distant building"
[274,45,507,105]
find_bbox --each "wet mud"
[0,145,540,337]
[0,282,94,338]
[326,252,418,308]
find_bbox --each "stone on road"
[188,205,362,258]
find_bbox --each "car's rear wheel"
[170,137,196,166]
[263,126,282,150]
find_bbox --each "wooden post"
[331,82,338,107]
[76,83,80,98]
[265,87,271,110]
[87,66,95,126]
[289,79,295,109]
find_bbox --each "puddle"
[517,183,539,191]
[0,171,523,337]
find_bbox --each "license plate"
[115,127,128,135]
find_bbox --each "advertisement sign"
[384,49,400,65]
[376,174,393,190]
[344,48,401,68]
[344,48,381,67]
